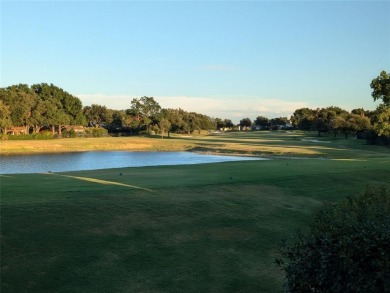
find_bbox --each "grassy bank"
[1,131,389,159]
[1,132,390,292]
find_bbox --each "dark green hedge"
[277,187,390,292]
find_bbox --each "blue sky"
[1,1,389,122]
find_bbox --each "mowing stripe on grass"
[44,173,153,192]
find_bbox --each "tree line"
[0,83,218,137]
[0,71,389,143]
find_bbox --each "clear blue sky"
[1,0,389,122]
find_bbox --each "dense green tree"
[313,107,349,136]
[351,108,371,117]
[215,118,224,130]
[161,108,184,134]
[373,104,390,137]
[83,104,109,127]
[291,108,316,131]
[0,84,40,132]
[331,113,371,139]
[196,113,216,131]
[158,118,171,138]
[240,118,252,129]
[31,83,84,127]
[369,72,390,141]
[130,96,161,118]
[371,70,390,106]
[223,119,234,128]
[129,96,161,133]
[277,187,390,292]
[215,118,233,130]
[0,100,12,134]
[254,116,269,128]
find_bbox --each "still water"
[0,151,266,174]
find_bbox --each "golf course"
[1,131,390,292]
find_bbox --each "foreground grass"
[1,132,390,292]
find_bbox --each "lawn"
[1,131,390,292]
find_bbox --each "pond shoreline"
[0,151,267,174]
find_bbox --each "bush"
[84,127,108,137]
[7,134,34,140]
[276,187,390,292]
[33,131,55,140]
[0,133,8,140]
[6,131,55,140]
[61,129,77,138]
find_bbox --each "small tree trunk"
[51,125,55,134]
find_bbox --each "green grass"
[1,131,390,292]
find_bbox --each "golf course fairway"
[1,131,389,292]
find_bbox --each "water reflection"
[0,151,267,174]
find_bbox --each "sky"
[1,0,389,123]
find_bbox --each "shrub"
[61,129,77,138]
[7,134,34,140]
[84,127,108,137]
[276,187,390,292]
[33,131,55,140]
[69,128,77,138]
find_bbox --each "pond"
[0,151,268,174]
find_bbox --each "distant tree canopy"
[1,71,388,142]
[0,85,221,136]
[240,118,252,128]
[0,83,85,134]
[254,116,269,128]
[371,70,390,106]
[291,106,371,138]
[370,71,390,140]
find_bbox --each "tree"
[373,104,390,137]
[161,108,184,134]
[330,113,371,139]
[224,119,234,129]
[371,70,390,106]
[83,104,109,127]
[277,187,390,292]
[215,118,224,130]
[240,118,252,130]
[129,96,161,133]
[0,84,40,133]
[0,100,12,134]
[254,116,269,129]
[158,118,171,139]
[31,83,85,136]
[351,108,369,117]
[291,108,316,131]
[313,107,349,137]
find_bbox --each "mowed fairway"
[1,132,390,292]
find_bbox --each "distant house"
[62,125,85,134]
[6,126,28,135]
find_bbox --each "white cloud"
[77,93,309,123]
[158,96,308,122]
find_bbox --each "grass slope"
[1,132,390,292]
